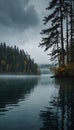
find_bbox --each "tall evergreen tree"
[39,0,66,66]
[39,0,74,67]
[70,0,74,62]
[0,43,40,75]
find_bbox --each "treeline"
[0,43,40,75]
[39,0,74,67]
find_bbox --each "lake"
[0,74,74,130]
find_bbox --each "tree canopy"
[39,0,74,67]
[0,43,40,75]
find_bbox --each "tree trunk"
[70,0,74,62]
[66,10,69,64]
[60,0,65,66]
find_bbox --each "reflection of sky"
[0,75,59,130]
[0,76,39,114]
[40,78,74,130]
[0,76,73,130]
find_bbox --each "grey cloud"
[0,0,40,30]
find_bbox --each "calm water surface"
[0,74,74,130]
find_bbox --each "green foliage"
[0,43,40,75]
[39,0,74,67]
[55,63,74,77]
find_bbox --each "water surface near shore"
[0,74,74,130]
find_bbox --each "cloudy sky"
[0,0,50,64]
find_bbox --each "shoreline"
[0,73,41,76]
[50,75,74,78]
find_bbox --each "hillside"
[0,43,40,75]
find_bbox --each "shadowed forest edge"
[39,0,74,77]
[0,43,40,75]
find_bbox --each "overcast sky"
[0,0,50,64]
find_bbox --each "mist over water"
[0,73,74,130]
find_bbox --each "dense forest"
[0,43,40,75]
[39,0,74,77]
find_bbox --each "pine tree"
[39,0,66,66]
[70,0,74,62]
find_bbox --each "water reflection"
[0,76,39,115]
[40,78,74,130]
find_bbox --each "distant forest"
[0,43,40,74]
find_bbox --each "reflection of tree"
[40,78,74,130]
[40,97,59,130]
[0,77,38,113]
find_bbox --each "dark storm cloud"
[0,0,40,30]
